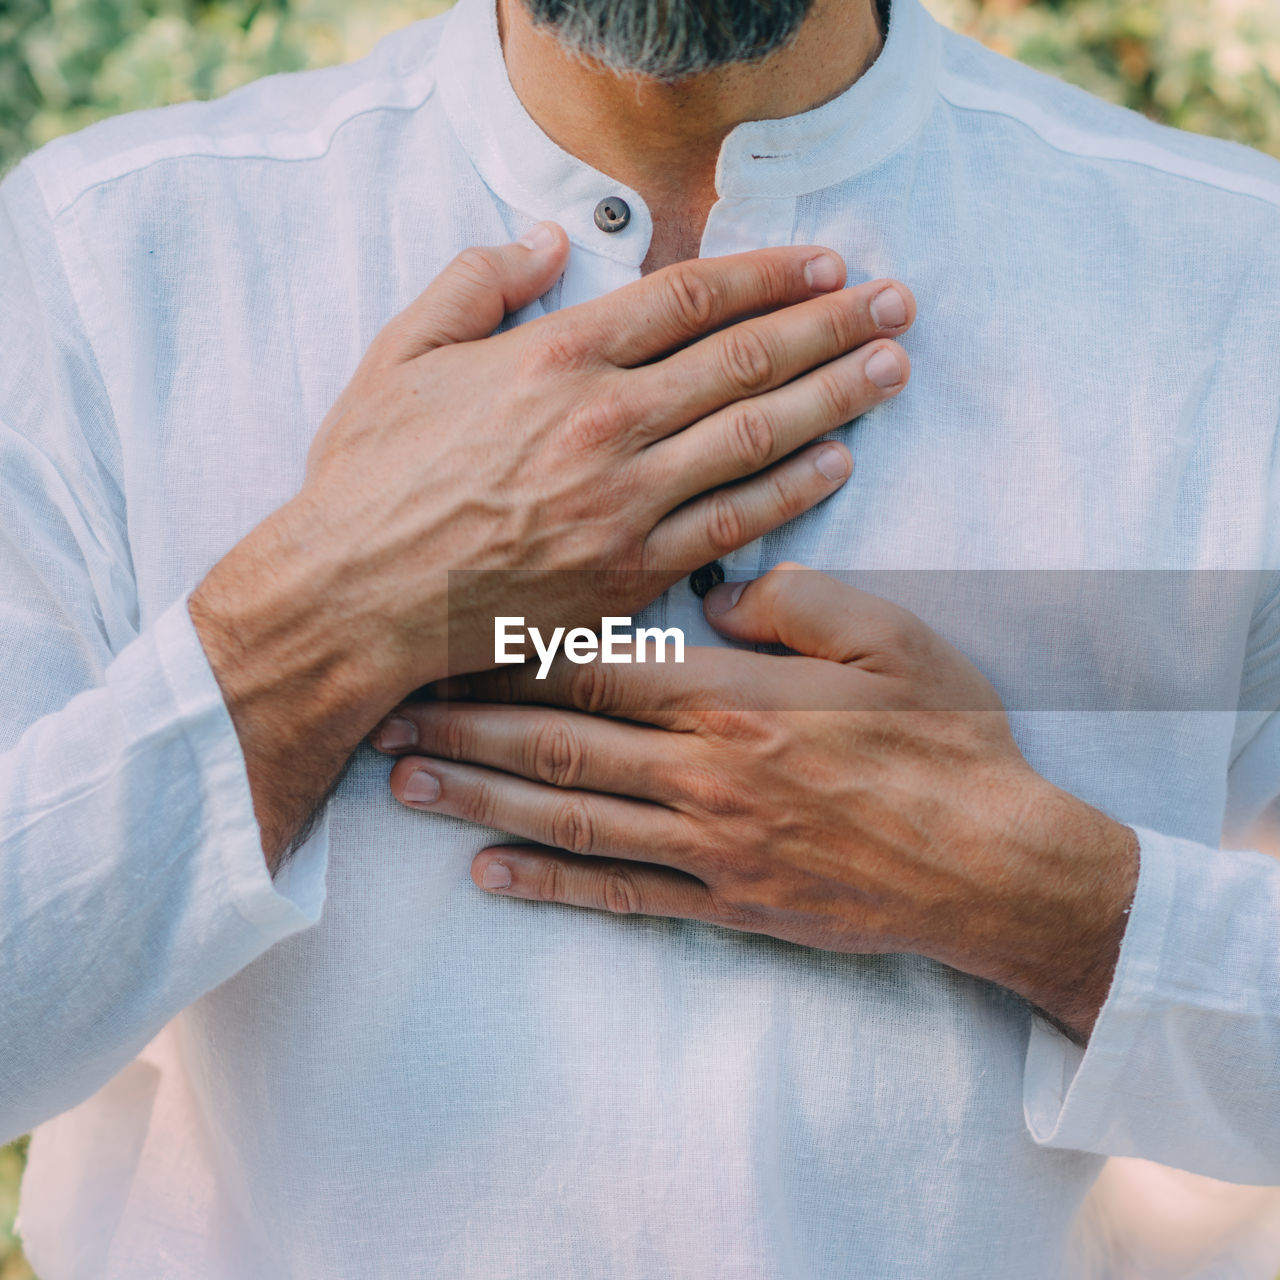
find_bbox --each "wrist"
[939,776,1139,1042]
[189,493,449,770]
[190,496,442,869]
[1011,789,1138,1041]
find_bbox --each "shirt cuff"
[144,591,329,936]
[1022,823,1177,1156]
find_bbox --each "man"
[1,0,1278,1275]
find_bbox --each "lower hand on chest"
[372,563,1138,1042]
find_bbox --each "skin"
[498,0,886,270]
[376,567,1140,1042]
[189,5,916,869]
[365,0,1140,1040]
[189,235,915,864]
[195,0,1139,1039]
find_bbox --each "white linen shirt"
[3,0,1280,1275]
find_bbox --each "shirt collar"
[435,0,942,263]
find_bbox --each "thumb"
[374,221,570,364]
[703,562,915,664]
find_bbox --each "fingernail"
[376,716,417,750]
[482,860,512,890]
[870,286,907,329]
[403,769,441,804]
[704,581,746,617]
[518,222,557,253]
[814,445,851,482]
[804,253,842,293]
[865,347,903,390]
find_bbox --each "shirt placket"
[662,192,800,649]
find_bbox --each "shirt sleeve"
[1022,574,1280,1184]
[0,159,328,1145]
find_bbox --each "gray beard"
[521,0,824,82]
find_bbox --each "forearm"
[983,788,1139,1044]
[918,778,1140,1045]
[189,494,443,870]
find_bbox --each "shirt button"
[593,196,631,233]
[689,561,725,598]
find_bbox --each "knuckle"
[720,326,777,394]
[433,712,472,762]
[823,294,864,351]
[722,403,776,472]
[687,768,744,818]
[461,777,496,828]
[755,569,792,616]
[765,253,802,298]
[872,603,924,653]
[705,491,749,555]
[605,560,661,608]
[473,667,518,705]
[705,887,756,931]
[528,717,585,788]
[517,322,588,379]
[567,661,612,714]
[562,384,628,450]
[766,468,808,524]
[600,868,640,915]
[550,796,596,855]
[812,366,858,423]
[769,559,810,586]
[493,667,524,703]
[451,246,501,290]
[699,700,759,741]
[743,254,791,305]
[533,857,569,904]
[662,264,720,333]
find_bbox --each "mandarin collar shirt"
[3,0,1280,1276]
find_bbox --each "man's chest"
[109,187,1272,714]
[122,294,1256,591]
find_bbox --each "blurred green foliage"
[0,0,1278,173]
[926,0,1280,157]
[0,1139,28,1280]
[0,0,1278,1276]
[0,0,446,171]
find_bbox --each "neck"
[497,0,885,272]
